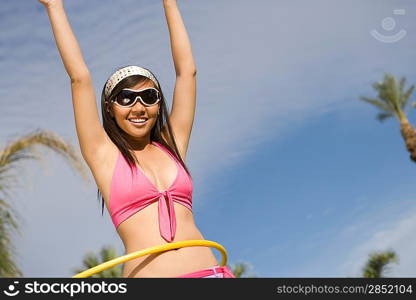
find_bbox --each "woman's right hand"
[38,0,62,8]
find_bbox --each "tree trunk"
[400,121,416,162]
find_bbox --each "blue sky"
[1,0,415,277]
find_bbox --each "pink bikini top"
[109,141,193,242]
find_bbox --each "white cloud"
[340,203,416,277]
[296,197,416,277]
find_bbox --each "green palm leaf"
[362,250,398,278]
[229,262,257,278]
[360,73,415,123]
[0,129,90,277]
[72,245,123,278]
[376,112,394,122]
[359,96,394,113]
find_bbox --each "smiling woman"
[37,0,236,278]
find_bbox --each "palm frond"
[72,246,123,278]
[403,85,415,109]
[359,96,394,113]
[362,250,398,278]
[361,73,414,122]
[0,129,90,183]
[0,129,91,277]
[229,262,257,278]
[376,112,394,122]
[398,77,406,105]
[0,207,23,277]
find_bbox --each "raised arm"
[162,0,197,161]
[39,0,111,166]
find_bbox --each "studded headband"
[104,65,159,98]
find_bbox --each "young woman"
[38,0,236,278]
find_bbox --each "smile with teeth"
[128,118,148,124]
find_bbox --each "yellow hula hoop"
[72,240,228,278]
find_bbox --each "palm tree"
[0,129,90,277]
[359,73,416,162]
[362,250,398,278]
[72,245,123,278]
[230,262,257,278]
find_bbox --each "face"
[107,80,160,141]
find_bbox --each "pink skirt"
[176,265,236,278]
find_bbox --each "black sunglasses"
[111,88,161,107]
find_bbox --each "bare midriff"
[116,202,219,278]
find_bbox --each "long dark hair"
[97,66,192,215]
